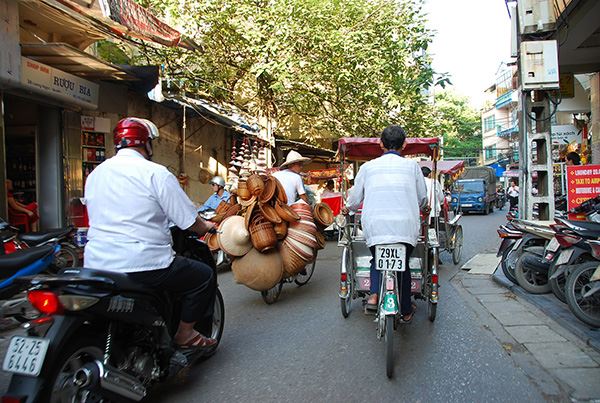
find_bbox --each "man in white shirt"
[507,181,519,210]
[84,117,217,350]
[343,126,428,322]
[421,166,445,224]
[272,150,311,205]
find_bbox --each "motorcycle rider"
[83,117,217,349]
[198,176,231,212]
[343,125,428,322]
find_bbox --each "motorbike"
[0,244,58,322]
[495,191,506,210]
[0,218,79,270]
[564,238,600,328]
[2,227,225,402]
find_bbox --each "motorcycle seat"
[561,220,600,238]
[0,245,55,275]
[20,228,73,245]
[59,268,154,292]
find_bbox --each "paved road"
[146,209,553,402]
[0,209,557,401]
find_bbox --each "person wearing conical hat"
[272,150,312,205]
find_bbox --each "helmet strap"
[145,140,153,160]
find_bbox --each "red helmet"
[113,117,159,150]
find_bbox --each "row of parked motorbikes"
[497,195,600,328]
[0,219,224,402]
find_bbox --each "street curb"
[491,271,600,354]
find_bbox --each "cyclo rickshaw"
[336,137,443,378]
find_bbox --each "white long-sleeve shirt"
[425,176,444,219]
[346,152,428,247]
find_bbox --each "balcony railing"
[495,90,517,109]
[497,123,518,138]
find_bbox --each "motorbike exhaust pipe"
[75,360,146,401]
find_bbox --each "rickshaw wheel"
[452,226,463,265]
[340,247,353,318]
[428,301,437,322]
[261,282,283,304]
[295,256,317,286]
[385,316,394,379]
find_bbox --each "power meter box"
[518,0,556,34]
[520,40,560,90]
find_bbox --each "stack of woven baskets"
[213,174,334,291]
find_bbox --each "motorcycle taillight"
[27,290,63,315]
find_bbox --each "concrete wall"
[127,93,232,206]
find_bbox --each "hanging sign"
[551,125,581,145]
[21,57,99,109]
[566,165,600,212]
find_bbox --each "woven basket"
[249,215,277,252]
[260,176,277,203]
[247,174,265,197]
[284,237,315,261]
[231,248,283,291]
[275,201,300,222]
[287,228,319,249]
[280,243,308,277]
[215,201,229,214]
[222,203,241,220]
[237,180,251,200]
[315,231,326,250]
[289,219,318,236]
[274,178,288,204]
[273,221,288,240]
[259,203,282,224]
[313,203,334,228]
[205,231,220,252]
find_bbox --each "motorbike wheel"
[198,288,225,358]
[548,263,567,303]
[451,226,463,265]
[501,246,520,285]
[385,315,394,379]
[261,282,283,305]
[295,258,316,287]
[50,243,80,272]
[565,262,600,328]
[514,247,551,294]
[45,337,105,403]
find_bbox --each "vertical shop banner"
[567,165,600,212]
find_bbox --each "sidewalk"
[452,268,600,401]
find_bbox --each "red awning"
[337,137,440,160]
[419,160,465,176]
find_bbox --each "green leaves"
[132,0,441,143]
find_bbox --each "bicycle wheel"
[452,226,463,265]
[340,247,352,318]
[261,282,283,305]
[385,315,394,379]
[295,257,317,286]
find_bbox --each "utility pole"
[513,1,558,220]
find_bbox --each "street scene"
[1,0,600,402]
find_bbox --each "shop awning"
[419,160,465,176]
[337,137,440,160]
[21,43,138,81]
[276,138,336,160]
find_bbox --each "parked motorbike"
[511,220,554,294]
[0,244,58,322]
[0,218,79,270]
[564,239,600,328]
[3,227,224,402]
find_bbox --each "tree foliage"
[432,91,482,160]
[134,0,439,142]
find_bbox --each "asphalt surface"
[147,209,550,402]
[0,209,554,402]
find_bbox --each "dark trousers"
[369,244,414,316]
[508,195,518,209]
[130,256,215,323]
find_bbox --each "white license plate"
[545,237,560,254]
[375,244,406,272]
[462,204,473,207]
[3,336,49,377]
[555,249,574,266]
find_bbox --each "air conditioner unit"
[520,40,560,90]
[518,0,556,34]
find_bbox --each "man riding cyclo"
[84,117,218,350]
[342,125,428,323]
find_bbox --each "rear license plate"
[555,249,574,266]
[545,237,560,254]
[3,336,49,377]
[462,204,473,207]
[375,244,406,272]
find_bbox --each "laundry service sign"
[20,57,99,109]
